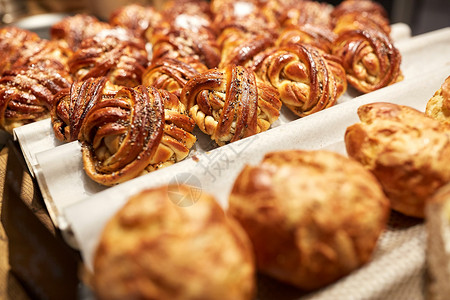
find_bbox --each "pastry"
[331,0,390,35]
[180,64,281,146]
[249,43,346,117]
[109,4,162,39]
[50,77,120,142]
[68,28,148,87]
[281,0,333,28]
[425,183,450,300]
[425,76,450,126]
[50,14,112,52]
[345,102,450,218]
[93,185,255,300]
[0,63,72,133]
[332,28,403,93]
[228,149,390,290]
[80,86,195,186]
[142,57,208,98]
[276,24,337,54]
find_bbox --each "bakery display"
[93,185,255,300]
[180,64,281,146]
[228,149,390,290]
[425,76,450,126]
[345,102,450,218]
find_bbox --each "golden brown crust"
[249,43,346,117]
[276,24,337,54]
[50,77,120,142]
[425,76,450,126]
[80,86,195,185]
[142,57,208,98]
[180,65,281,146]
[331,0,390,35]
[281,1,333,28]
[50,14,112,52]
[68,29,148,87]
[151,26,221,69]
[80,86,164,186]
[93,185,255,300]
[109,4,162,39]
[228,149,389,290]
[0,64,72,133]
[345,102,450,218]
[332,29,403,93]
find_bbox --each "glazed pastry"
[80,86,195,186]
[425,76,450,126]
[425,183,450,300]
[50,14,112,52]
[331,0,390,35]
[219,33,274,69]
[150,26,221,69]
[180,64,281,146]
[0,63,72,133]
[93,185,255,300]
[109,4,162,39]
[249,43,346,117]
[0,27,40,75]
[142,57,208,98]
[345,102,450,218]
[276,24,337,54]
[51,77,120,142]
[332,28,403,93]
[68,28,148,87]
[281,0,333,28]
[228,150,389,290]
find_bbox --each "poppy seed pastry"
[93,185,255,300]
[345,102,450,218]
[228,149,389,290]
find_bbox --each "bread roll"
[228,149,389,290]
[94,185,255,300]
[345,102,450,218]
[426,183,450,300]
[425,76,450,126]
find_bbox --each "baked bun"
[425,183,450,300]
[228,149,389,290]
[93,185,255,300]
[345,102,450,218]
[425,76,450,126]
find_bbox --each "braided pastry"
[0,27,40,75]
[142,57,208,98]
[50,14,112,52]
[80,86,195,186]
[276,24,337,54]
[281,0,333,28]
[0,64,72,133]
[180,64,281,146]
[109,4,162,39]
[68,29,148,87]
[51,77,120,142]
[249,44,346,117]
[150,27,220,69]
[331,0,390,35]
[332,29,403,93]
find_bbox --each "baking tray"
[11,24,450,299]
